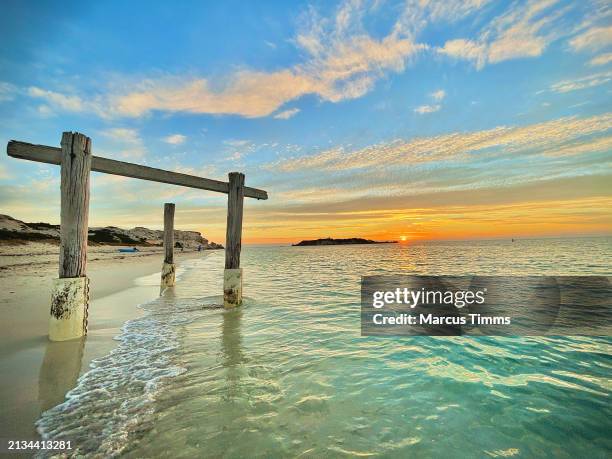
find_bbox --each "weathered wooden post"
[224,172,244,308]
[49,132,92,341]
[8,136,268,319]
[161,202,176,289]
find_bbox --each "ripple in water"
[36,239,611,457]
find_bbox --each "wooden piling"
[161,203,176,289]
[164,203,175,264]
[224,172,245,308]
[59,132,92,278]
[49,132,92,341]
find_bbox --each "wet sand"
[0,247,208,445]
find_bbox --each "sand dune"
[0,214,223,250]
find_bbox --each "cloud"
[268,113,612,173]
[108,31,424,118]
[437,39,487,67]
[27,86,85,112]
[15,0,578,120]
[26,85,110,118]
[539,135,612,157]
[438,0,567,69]
[224,139,250,147]
[265,175,612,217]
[0,82,18,102]
[392,0,491,37]
[222,139,257,161]
[414,89,445,113]
[431,89,446,101]
[20,0,430,120]
[486,0,563,63]
[99,128,147,160]
[569,26,612,52]
[589,52,612,66]
[36,104,54,117]
[549,71,612,92]
[110,72,314,118]
[163,134,187,145]
[102,127,139,141]
[273,108,300,119]
[101,0,429,119]
[414,104,441,114]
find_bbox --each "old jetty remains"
[7,132,268,341]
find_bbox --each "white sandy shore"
[0,242,201,277]
[0,242,213,444]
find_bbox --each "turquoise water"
[37,238,611,458]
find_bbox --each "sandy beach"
[0,243,211,444]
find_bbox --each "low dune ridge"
[0,214,223,249]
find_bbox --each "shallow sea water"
[36,238,611,458]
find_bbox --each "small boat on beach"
[118,247,140,253]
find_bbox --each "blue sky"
[0,0,611,243]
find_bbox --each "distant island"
[292,237,398,246]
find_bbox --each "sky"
[0,0,611,244]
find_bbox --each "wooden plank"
[164,203,175,264]
[7,140,268,200]
[59,132,92,278]
[225,172,245,269]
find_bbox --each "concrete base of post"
[161,262,176,290]
[49,277,89,341]
[223,268,243,308]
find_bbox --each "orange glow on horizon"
[226,197,612,245]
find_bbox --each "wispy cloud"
[12,0,593,123]
[99,128,147,160]
[223,139,250,147]
[589,52,612,66]
[20,0,492,120]
[94,0,427,120]
[0,82,18,103]
[414,104,441,114]
[273,108,300,119]
[549,71,612,92]
[414,88,445,113]
[430,89,446,101]
[269,113,612,172]
[163,134,187,145]
[486,0,565,63]
[569,25,612,52]
[28,86,86,113]
[26,85,111,118]
[222,139,256,161]
[438,0,568,69]
[437,39,487,67]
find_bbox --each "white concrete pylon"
[49,277,89,341]
[224,268,242,308]
[161,262,176,289]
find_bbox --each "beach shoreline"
[0,243,209,444]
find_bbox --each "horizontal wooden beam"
[7,140,268,200]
